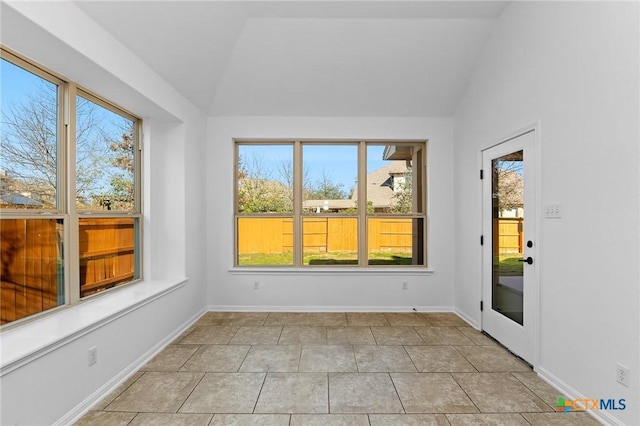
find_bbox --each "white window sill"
[0,278,188,375]
[229,267,434,275]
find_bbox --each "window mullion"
[293,141,303,266]
[66,83,81,304]
[358,141,367,267]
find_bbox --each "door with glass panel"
[482,130,536,364]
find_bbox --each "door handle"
[518,257,533,265]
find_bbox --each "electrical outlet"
[402,281,408,290]
[253,281,260,290]
[545,203,562,218]
[88,346,98,366]
[617,364,630,387]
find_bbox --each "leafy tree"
[493,160,523,213]
[237,153,292,213]
[390,172,413,213]
[343,200,374,214]
[96,127,135,210]
[306,170,347,200]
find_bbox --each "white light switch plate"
[545,203,562,218]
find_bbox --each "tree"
[306,170,347,200]
[237,153,292,213]
[493,160,523,213]
[1,82,133,209]
[96,126,135,210]
[390,172,413,213]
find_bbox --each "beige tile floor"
[76,312,602,425]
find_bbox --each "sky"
[3,56,389,196]
[239,144,388,193]
[1,57,134,205]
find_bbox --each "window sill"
[0,277,188,376]
[229,267,434,275]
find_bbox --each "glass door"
[482,130,536,365]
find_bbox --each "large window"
[0,48,141,326]
[235,140,426,267]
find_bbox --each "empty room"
[0,1,638,425]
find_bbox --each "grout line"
[237,344,253,372]
[175,344,202,372]
[276,325,285,344]
[327,372,331,414]
[451,345,479,373]
[124,412,139,426]
[508,372,557,411]
[448,372,482,414]
[250,371,269,414]
[174,371,207,414]
[387,372,407,414]
[402,345,420,372]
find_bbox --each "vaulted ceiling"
[74,1,510,117]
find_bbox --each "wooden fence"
[238,216,524,255]
[0,219,61,325]
[238,217,414,254]
[495,217,524,254]
[1,218,135,325]
[79,218,135,297]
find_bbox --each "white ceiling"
[74,1,510,116]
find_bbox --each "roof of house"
[0,193,43,207]
[354,161,409,208]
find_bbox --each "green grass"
[495,253,524,276]
[238,251,412,266]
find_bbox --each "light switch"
[545,203,562,218]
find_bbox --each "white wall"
[454,2,639,425]
[206,116,456,311]
[0,2,207,425]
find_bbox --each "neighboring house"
[359,161,410,212]
[304,161,410,213]
[0,192,42,209]
[0,173,46,208]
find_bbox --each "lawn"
[238,251,412,266]
[495,253,524,276]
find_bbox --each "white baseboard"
[453,308,478,329]
[536,366,622,426]
[55,307,206,426]
[207,305,455,313]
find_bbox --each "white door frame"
[480,124,540,369]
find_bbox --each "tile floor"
[76,312,602,425]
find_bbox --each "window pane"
[237,144,293,213]
[302,144,357,213]
[79,218,138,297]
[367,218,424,265]
[1,58,59,210]
[367,144,423,214]
[0,219,64,324]
[303,217,357,265]
[237,217,293,265]
[76,95,136,212]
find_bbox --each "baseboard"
[55,307,206,426]
[536,366,622,426]
[207,305,455,313]
[453,308,478,329]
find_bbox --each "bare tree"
[1,83,109,207]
